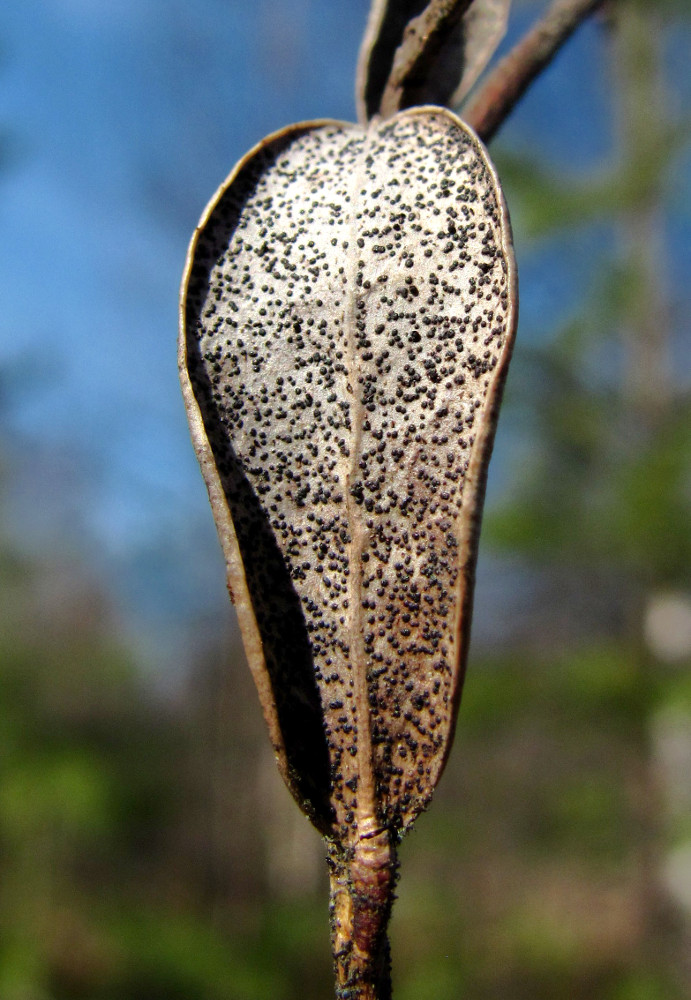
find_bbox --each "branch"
[463,0,607,144]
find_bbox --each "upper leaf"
[356,0,430,123]
[180,107,517,848]
[453,0,512,106]
[356,0,512,123]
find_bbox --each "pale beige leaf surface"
[453,0,512,104]
[179,107,517,851]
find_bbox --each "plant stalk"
[327,827,398,1000]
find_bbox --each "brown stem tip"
[328,827,398,1000]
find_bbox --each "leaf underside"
[180,107,516,849]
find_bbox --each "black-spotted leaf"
[180,105,516,843]
[179,104,516,997]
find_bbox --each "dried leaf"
[356,0,429,123]
[377,0,472,120]
[179,105,516,994]
[453,0,512,105]
[357,0,511,121]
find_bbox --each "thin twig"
[463,0,607,143]
[378,0,475,119]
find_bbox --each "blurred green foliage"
[1,1,689,998]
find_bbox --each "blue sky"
[1,0,689,669]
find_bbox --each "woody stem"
[327,828,398,1000]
